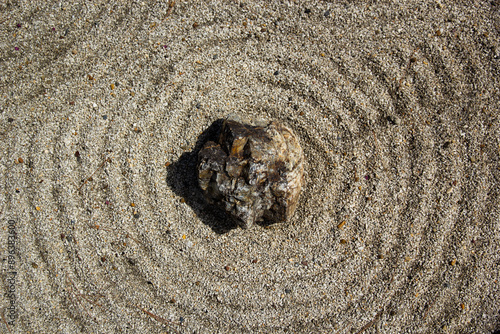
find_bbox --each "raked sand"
[1,1,499,333]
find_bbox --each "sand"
[1,1,499,333]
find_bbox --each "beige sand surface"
[1,1,499,333]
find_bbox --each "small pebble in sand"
[198,115,305,229]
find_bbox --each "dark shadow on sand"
[166,119,238,234]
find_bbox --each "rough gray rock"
[198,116,305,229]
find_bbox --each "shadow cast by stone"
[166,119,238,234]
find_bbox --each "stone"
[197,115,305,229]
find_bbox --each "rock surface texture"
[198,117,305,229]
